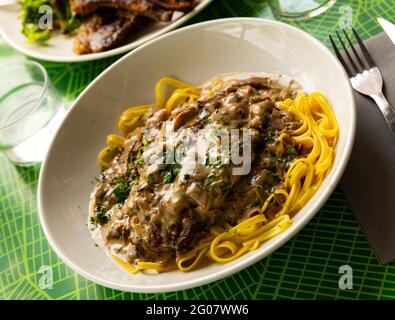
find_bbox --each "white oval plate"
[38,18,356,293]
[0,0,213,62]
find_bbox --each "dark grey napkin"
[340,32,395,264]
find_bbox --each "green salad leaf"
[19,0,81,43]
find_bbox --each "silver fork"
[329,28,395,135]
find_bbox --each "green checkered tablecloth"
[1,0,395,300]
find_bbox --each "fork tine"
[336,31,359,75]
[329,35,352,77]
[342,29,366,70]
[352,28,375,68]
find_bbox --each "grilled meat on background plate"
[19,0,198,54]
[71,0,197,54]
[74,11,146,54]
[149,0,196,10]
[70,0,196,21]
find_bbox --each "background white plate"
[0,0,213,62]
[38,18,355,293]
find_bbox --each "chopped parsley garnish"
[203,174,217,191]
[267,171,279,179]
[201,117,214,125]
[263,135,275,144]
[248,200,261,208]
[263,188,272,196]
[159,163,181,184]
[91,202,109,225]
[270,155,281,165]
[135,158,143,167]
[220,181,233,193]
[287,147,297,157]
[127,167,139,181]
[207,157,220,168]
[112,177,129,204]
[141,138,150,147]
[128,154,136,163]
[217,118,226,125]
[127,139,150,170]
[130,172,140,181]
[283,147,298,162]
[147,174,154,184]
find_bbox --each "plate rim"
[0,0,213,63]
[37,17,356,293]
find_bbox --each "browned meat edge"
[149,0,195,10]
[73,12,142,54]
[70,0,175,21]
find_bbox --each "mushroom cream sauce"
[89,73,339,274]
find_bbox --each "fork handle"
[370,92,395,136]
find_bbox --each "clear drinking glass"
[269,0,336,19]
[0,60,64,165]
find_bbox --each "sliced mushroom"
[251,169,270,186]
[159,185,188,216]
[175,216,195,250]
[173,108,198,131]
[249,100,273,129]
[125,244,139,264]
[105,224,123,241]
[146,109,168,128]
[186,182,209,210]
[244,207,262,219]
[95,182,110,198]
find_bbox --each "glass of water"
[269,0,336,19]
[0,60,64,165]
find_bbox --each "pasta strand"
[104,82,339,273]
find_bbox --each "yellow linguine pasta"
[155,77,200,112]
[111,255,167,274]
[99,78,339,273]
[98,77,199,168]
[176,92,339,272]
